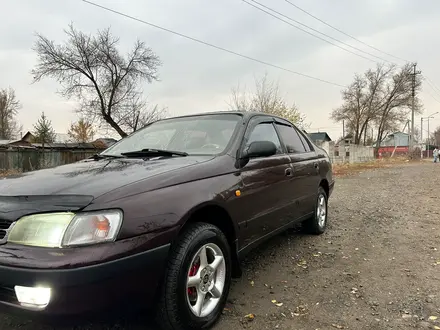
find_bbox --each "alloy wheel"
[186,243,226,318]
[317,194,327,228]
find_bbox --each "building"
[93,138,118,148]
[308,132,332,144]
[375,131,416,157]
[0,131,117,151]
[339,134,354,145]
[21,131,70,143]
[379,132,412,147]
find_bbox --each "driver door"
[237,116,293,250]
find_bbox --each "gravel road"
[1,162,440,330]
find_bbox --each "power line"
[424,86,440,104]
[284,0,410,63]
[424,75,440,95]
[423,75,440,103]
[81,0,346,88]
[244,0,391,64]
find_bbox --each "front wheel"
[303,186,328,235]
[156,222,232,330]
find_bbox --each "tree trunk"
[104,114,127,138]
[363,121,368,146]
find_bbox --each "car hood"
[0,156,213,199]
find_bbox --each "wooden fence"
[0,150,98,172]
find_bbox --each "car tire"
[156,222,232,330]
[303,186,328,235]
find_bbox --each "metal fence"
[0,150,98,172]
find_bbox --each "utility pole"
[426,116,432,157]
[410,63,421,150]
[342,120,345,138]
[421,117,423,158]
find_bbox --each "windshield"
[102,113,242,156]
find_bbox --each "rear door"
[274,119,320,222]
[237,116,293,248]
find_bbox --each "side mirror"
[243,140,277,159]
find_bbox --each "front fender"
[84,173,242,240]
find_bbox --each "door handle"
[285,168,293,177]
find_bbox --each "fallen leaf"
[271,299,283,307]
[244,313,255,321]
[331,324,344,329]
[429,315,438,321]
[296,260,308,269]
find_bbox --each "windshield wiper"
[90,154,125,160]
[120,148,188,158]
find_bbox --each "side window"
[297,131,312,152]
[245,122,282,154]
[275,123,306,153]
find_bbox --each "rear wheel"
[303,186,328,235]
[156,222,232,330]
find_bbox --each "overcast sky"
[1,0,440,140]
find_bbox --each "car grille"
[0,219,14,245]
[0,286,18,304]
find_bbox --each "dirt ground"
[1,161,440,330]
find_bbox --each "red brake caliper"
[188,261,200,297]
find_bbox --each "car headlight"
[7,210,123,248]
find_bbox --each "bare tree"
[431,126,440,146]
[228,73,308,128]
[373,63,422,147]
[31,24,161,138]
[331,64,395,145]
[0,87,22,139]
[331,74,367,144]
[114,92,168,133]
[331,63,422,148]
[413,126,421,143]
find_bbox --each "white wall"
[316,141,374,164]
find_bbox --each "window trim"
[273,121,308,154]
[238,116,286,159]
[296,128,315,152]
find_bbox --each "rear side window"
[246,122,282,154]
[297,131,312,152]
[275,123,306,153]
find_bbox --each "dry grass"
[332,157,414,177]
[0,169,21,178]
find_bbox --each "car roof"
[157,111,288,123]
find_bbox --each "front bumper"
[0,241,170,315]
